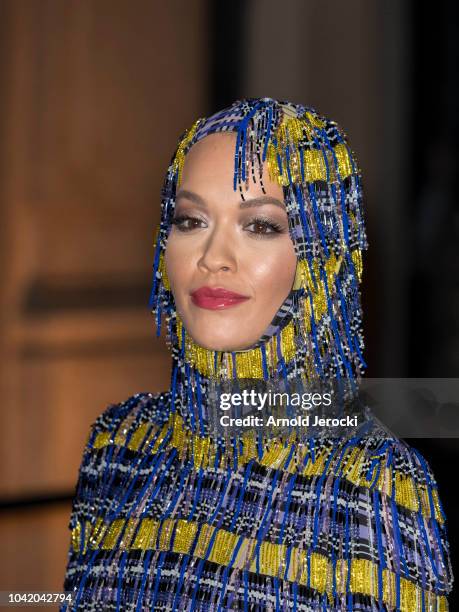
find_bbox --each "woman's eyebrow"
[239,196,285,209]
[176,190,284,210]
[175,189,207,208]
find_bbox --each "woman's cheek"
[165,240,189,288]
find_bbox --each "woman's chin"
[187,327,261,352]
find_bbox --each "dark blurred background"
[0,0,457,605]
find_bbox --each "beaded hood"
[149,97,368,440]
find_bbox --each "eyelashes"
[245,216,285,238]
[171,214,286,238]
[171,214,206,231]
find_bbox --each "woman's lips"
[190,286,250,310]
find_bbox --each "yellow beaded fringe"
[71,514,447,612]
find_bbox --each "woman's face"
[164,133,297,351]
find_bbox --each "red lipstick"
[190,286,250,310]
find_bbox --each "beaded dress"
[61,99,453,611]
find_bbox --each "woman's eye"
[171,215,205,231]
[245,218,283,236]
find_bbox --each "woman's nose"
[197,224,237,274]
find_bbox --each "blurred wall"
[0,0,208,594]
[243,0,411,379]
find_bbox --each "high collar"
[163,306,302,438]
[157,303,366,453]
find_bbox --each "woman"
[62,98,453,610]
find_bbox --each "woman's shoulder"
[338,410,429,463]
[311,415,449,527]
[66,391,172,528]
[338,417,446,501]
[356,416,443,488]
[84,390,172,449]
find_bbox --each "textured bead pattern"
[62,393,453,611]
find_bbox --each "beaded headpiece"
[149,98,368,434]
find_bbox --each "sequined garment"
[61,99,453,610]
[61,391,453,611]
